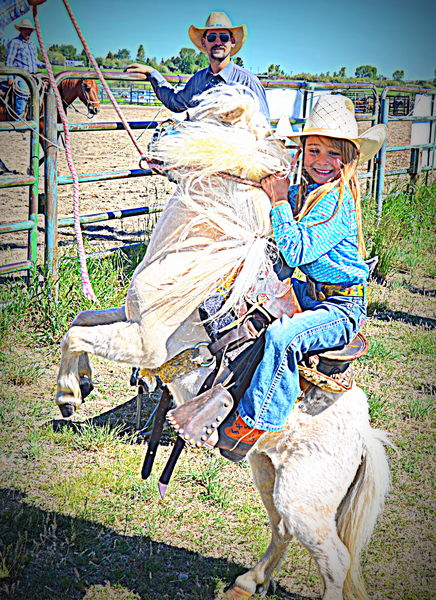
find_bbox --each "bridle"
[80,80,99,118]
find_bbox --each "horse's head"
[80,79,100,116]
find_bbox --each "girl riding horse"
[167,94,387,463]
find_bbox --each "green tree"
[116,48,130,60]
[392,69,405,81]
[106,51,114,59]
[339,66,346,77]
[136,44,145,62]
[267,63,284,79]
[79,48,88,67]
[163,59,177,72]
[234,56,244,67]
[179,54,196,74]
[195,53,209,70]
[179,47,196,59]
[58,44,78,60]
[355,65,378,79]
[48,50,65,65]
[0,44,6,62]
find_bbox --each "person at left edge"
[2,2,46,120]
[124,11,270,122]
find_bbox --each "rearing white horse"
[56,86,390,600]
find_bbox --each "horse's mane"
[142,85,292,321]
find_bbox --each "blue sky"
[4,0,435,80]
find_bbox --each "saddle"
[140,282,369,496]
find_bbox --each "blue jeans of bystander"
[14,78,29,120]
[238,278,367,431]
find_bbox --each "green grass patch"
[0,246,144,349]
[363,182,436,280]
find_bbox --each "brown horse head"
[59,78,100,117]
[79,79,100,116]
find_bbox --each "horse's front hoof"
[79,376,94,400]
[59,402,76,418]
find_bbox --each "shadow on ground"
[0,488,314,600]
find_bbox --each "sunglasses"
[205,33,231,43]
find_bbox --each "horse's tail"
[337,423,391,600]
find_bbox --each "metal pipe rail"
[0,67,41,276]
[16,68,434,279]
[375,86,436,214]
[42,70,166,276]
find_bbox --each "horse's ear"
[218,106,245,125]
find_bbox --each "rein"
[145,159,263,189]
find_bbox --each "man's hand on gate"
[124,64,155,80]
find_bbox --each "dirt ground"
[0,103,429,269]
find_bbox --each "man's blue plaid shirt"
[6,34,40,74]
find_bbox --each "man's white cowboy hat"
[15,18,35,31]
[286,94,387,163]
[188,11,247,56]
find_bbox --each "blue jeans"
[14,78,29,120]
[238,278,367,431]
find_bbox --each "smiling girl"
[213,94,388,461]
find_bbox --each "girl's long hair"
[294,137,366,256]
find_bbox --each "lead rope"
[34,1,150,301]
[60,0,146,159]
[33,6,96,301]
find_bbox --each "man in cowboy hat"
[4,8,45,119]
[125,11,269,121]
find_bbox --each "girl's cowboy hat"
[15,18,35,30]
[286,94,387,163]
[189,11,247,56]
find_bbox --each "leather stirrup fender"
[166,384,234,449]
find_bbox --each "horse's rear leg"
[300,520,350,600]
[224,451,291,599]
[273,452,354,600]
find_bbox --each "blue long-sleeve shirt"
[148,61,270,122]
[6,33,44,75]
[271,184,369,285]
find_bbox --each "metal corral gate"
[376,85,435,212]
[43,70,163,278]
[1,70,435,278]
[0,67,41,276]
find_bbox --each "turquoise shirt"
[270,184,369,285]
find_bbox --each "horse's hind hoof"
[79,376,94,400]
[59,403,76,418]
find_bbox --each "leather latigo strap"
[166,384,234,448]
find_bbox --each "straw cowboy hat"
[188,11,247,56]
[15,18,35,30]
[282,94,387,163]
